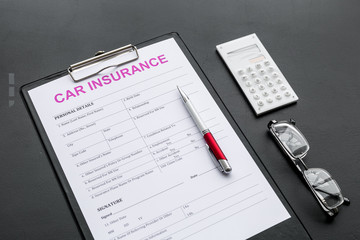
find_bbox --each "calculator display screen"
[227,44,265,65]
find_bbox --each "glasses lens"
[304,168,344,209]
[273,122,309,158]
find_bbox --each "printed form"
[29,38,290,240]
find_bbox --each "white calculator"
[216,33,298,115]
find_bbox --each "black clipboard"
[21,32,310,240]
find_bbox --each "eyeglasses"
[268,119,350,216]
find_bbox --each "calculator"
[216,33,298,115]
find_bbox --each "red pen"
[177,86,232,174]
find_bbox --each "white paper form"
[28,38,290,240]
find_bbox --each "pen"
[177,86,232,174]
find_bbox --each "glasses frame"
[268,119,350,217]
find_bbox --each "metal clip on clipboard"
[67,44,139,82]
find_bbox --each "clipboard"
[21,33,310,240]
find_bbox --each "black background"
[1,0,359,239]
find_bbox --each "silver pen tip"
[177,86,188,103]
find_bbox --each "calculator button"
[238,69,245,75]
[266,98,273,103]
[272,72,279,78]
[255,64,262,69]
[255,78,261,84]
[263,75,270,81]
[268,67,274,72]
[249,88,256,93]
[245,81,251,87]
[262,91,269,97]
[257,100,264,106]
[271,88,278,94]
[241,75,248,81]
[258,84,265,90]
[267,81,274,87]
[284,91,291,97]
[275,94,282,100]
[259,69,266,75]
[251,72,257,78]
[253,94,260,100]
[276,78,282,84]
[247,67,253,72]
[280,85,287,90]
[264,60,271,66]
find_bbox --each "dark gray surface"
[1,0,359,239]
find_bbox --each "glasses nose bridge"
[293,156,308,174]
